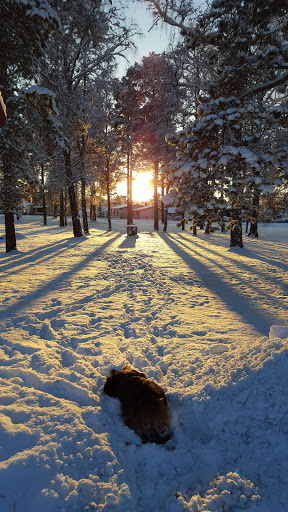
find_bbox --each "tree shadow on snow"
[0,233,122,322]
[159,233,274,336]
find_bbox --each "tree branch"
[241,72,288,98]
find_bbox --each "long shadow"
[118,235,139,249]
[188,231,288,273]
[190,233,288,273]
[158,233,275,336]
[0,237,85,274]
[0,233,122,322]
[170,234,288,306]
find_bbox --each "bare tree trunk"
[205,218,212,234]
[64,188,68,226]
[163,206,168,232]
[248,221,259,237]
[192,218,197,235]
[199,218,204,229]
[60,187,65,227]
[64,149,83,237]
[41,164,47,226]
[107,163,112,231]
[161,175,165,224]
[127,151,133,225]
[181,211,185,230]
[248,190,260,238]
[5,211,16,252]
[81,177,89,234]
[90,183,96,221]
[230,209,243,248]
[154,161,159,231]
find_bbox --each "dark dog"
[104,365,171,444]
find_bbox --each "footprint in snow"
[210,344,229,355]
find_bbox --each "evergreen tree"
[125,52,183,230]
[0,0,60,252]
[114,71,141,226]
[147,0,288,246]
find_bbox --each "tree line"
[0,0,287,252]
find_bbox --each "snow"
[1,215,288,512]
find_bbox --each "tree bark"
[163,206,168,232]
[161,175,165,224]
[248,189,260,238]
[81,177,89,234]
[106,162,112,231]
[64,188,68,226]
[5,212,16,252]
[90,183,96,221]
[154,161,159,231]
[41,164,47,226]
[59,187,65,227]
[248,221,259,237]
[181,211,185,230]
[64,149,83,237]
[127,151,133,225]
[230,209,243,248]
[205,219,212,234]
[192,218,197,235]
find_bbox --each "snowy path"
[0,217,288,512]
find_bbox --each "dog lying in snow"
[104,365,171,444]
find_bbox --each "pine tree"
[125,53,183,230]
[148,0,288,246]
[0,0,60,252]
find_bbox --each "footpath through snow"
[0,216,288,512]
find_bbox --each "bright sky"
[116,2,178,202]
[116,170,154,202]
[117,1,178,76]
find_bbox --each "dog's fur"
[104,365,171,444]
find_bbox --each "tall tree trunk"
[248,221,258,237]
[248,189,260,238]
[205,218,212,234]
[163,206,168,232]
[64,149,82,237]
[192,218,197,235]
[161,175,165,224]
[81,177,89,234]
[64,188,68,226]
[5,211,16,252]
[107,163,112,231]
[127,151,133,225]
[230,209,243,248]
[181,211,185,231]
[154,161,159,231]
[59,187,65,227]
[3,159,17,252]
[90,183,96,221]
[41,164,47,226]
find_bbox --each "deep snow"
[0,215,288,512]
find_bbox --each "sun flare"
[116,171,153,203]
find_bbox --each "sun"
[116,171,154,203]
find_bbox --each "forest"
[0,0,287,252]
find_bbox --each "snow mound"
[177,472,260,511]
[269,325,288,339]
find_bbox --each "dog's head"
[103,369,117,397]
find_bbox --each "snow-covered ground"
[0,215,288,512]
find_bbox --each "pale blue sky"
[117,1,178,76]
